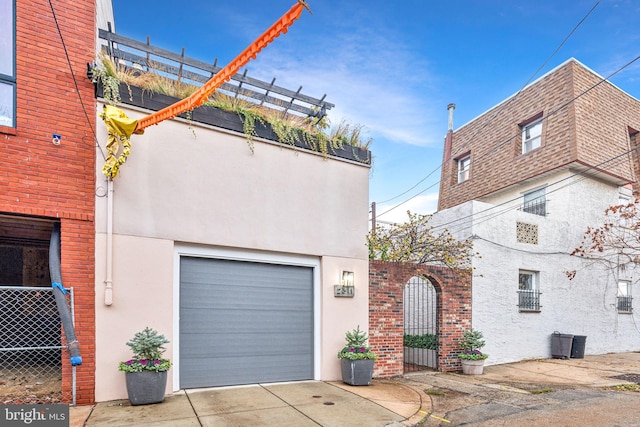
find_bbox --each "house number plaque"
[334,285,355,297]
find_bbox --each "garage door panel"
[181,307,312,330]
[180,257,314,388]
[180,288,312,311]
[180,333,313,358]
[180,354,312,387]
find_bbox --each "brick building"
[1,0,97,403]
[439,58,639,211]
[433,59,640,364]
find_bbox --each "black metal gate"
[403,276,437,372]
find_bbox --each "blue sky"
[111,0,640,224]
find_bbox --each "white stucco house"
[433,59,640,365]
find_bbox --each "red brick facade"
[369,260,471,377]
[438,59,640,210]
[1,0,96,404]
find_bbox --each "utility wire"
[441,148,633,234]
[376,168,440,205]
[373,1,600,218]
[48,0,106,161]
[375,52,640,224]
[439,55,640,233]
[471,234,575,256]
[447,0,601,164]
[436,142,640,236]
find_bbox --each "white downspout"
[105,178,114,305]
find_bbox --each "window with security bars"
[522,187,546,216]
[618,280,633,313]
[518,270,541,311]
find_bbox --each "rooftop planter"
[94,80,371,165]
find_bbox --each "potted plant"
[458,328,489,375]
[337,326,377,386]
[118,327,171,405]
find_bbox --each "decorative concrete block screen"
[369,260,471,377]
[516,222,539,244]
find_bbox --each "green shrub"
[403,333,437,350]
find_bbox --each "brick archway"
[369,260,471,377]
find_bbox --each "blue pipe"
[49,223,82,366]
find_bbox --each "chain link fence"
[0,286,75,404]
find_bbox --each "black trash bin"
[551,332,573,359]
[570,335,587,359]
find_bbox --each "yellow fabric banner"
[100,105,138,179]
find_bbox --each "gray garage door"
[179,256,314,388]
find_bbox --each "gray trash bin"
[570,335,587,359]
[551,332,573,359]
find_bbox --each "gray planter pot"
[125,370,168,405]
[340,359,374,386]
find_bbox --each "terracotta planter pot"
[460,359,485,375]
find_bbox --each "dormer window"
[521,119,542,154]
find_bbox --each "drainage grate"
[610,374,640,384]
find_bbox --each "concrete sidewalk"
[70,352,640,427]
[72,380,418,427]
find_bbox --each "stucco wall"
[95,234,174,402]
[432,180,640,366]
[479,170,619,236]
[95,105,368,259]
[94,103,370,401]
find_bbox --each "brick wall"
[1,0,96,404]
[369,260,471,377]
[438,59,640,210]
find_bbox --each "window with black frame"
[0,0,15,128]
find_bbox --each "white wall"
[433,176,640,366]
[95,0,114,51]
[94,103,370,401]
